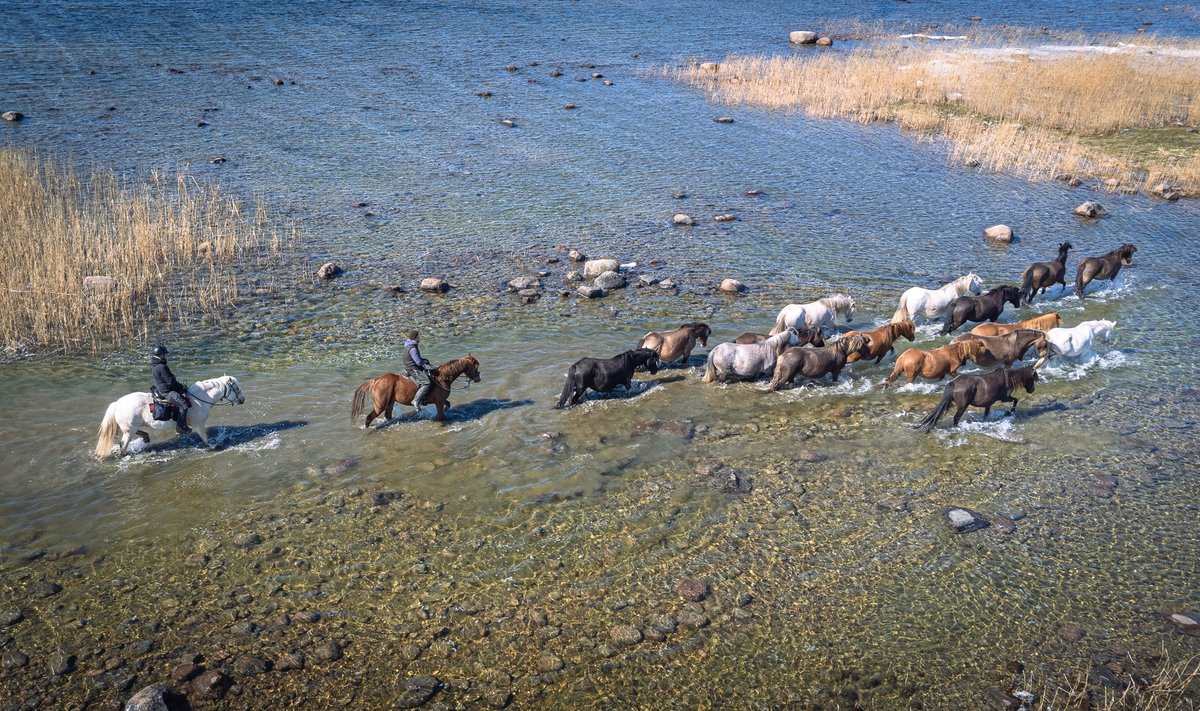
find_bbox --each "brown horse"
[733,328,825,347]
[636,322,711,364]
[883,340,986,387]
[915,365,1038,432]
[951,330,1050,368]
[768,335,870,391]
[1076,243,1136,298]
[1020,242,1072,304]
[970,312,1061,337]
[844,320,916,364]
[350,354,481,427]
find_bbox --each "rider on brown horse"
[150,344,191,435]
[403,330,433,412]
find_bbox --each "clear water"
[2,1,1199,707]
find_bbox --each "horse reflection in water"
[351,355,481,426]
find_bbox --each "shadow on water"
[445,397,535,422]
[576,375,688,404]
[134,420,309,453]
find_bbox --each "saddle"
[150,391,190,422]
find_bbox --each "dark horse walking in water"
[915,365,1038,432]
[1020,241,1072,304]
[1075,243,1137,298]
[940,285,1022,335]
[556,348,659,409]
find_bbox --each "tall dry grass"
[0,148,291,354]
[674,37,1200,195]
[1024,648,1200,710]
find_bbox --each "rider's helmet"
[152,345,169,358]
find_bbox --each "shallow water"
[2,1,1200,708]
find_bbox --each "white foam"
[936,413,1025,445]
[892,380,943,395]
[774,375,876,401]
[1038,349,1129,382]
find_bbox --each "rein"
[189,380,238,406]
[430,359,477,393]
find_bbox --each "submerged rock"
[536,654,564,672]
[1074,201,1105,218]
[316,262,342,280]
[946,507,989,533]
[672,213,694,226]
[983,225,1013,243]
[719,278,745,294]
[1,650,29,669]
[124,684,170,711]
[2,111,24,122]
[420,277,450,293]
[0,610,24,627]
[315,640,343,663]
[508,276,540,292]
[191,669,231,700]
[610,625,643,646]
[396,674,443,708]
[676,577,710,602]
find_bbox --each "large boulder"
[582,258,619,279]
[789,31,818,45]
[316,262,342,280]
[719,278,745,294]
[125,684,170,711]
[673,213,694,226]
[1074,201,1105,218]
[983,224,1013,243]
[420,277,449,293]
[594,271,626,290]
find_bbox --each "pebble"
[1,650,29,669]
[49,652,76,676]
[0,610,24,627]
[1058,623,1085,641]
[676,577,710,602]
[536,653,564,672]
[275,651,305,671]
[191,670,232,700]
[609,624,643,646]
[171,662,202,681]
[396,674,443,709]
[234,655,270,675]
[485,689,514,708]
[124,684,169,711]
[315,640,343,662]
[678,610,710,628]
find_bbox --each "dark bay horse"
[940,285,1022,335]
[636,322,711,364]
[351,355,481,427]
[915,365,1038,432]
[951,329,1050,367]
[1075,243,1137,298]
[844,320,916,364]
[733,327,825,347]
[556,348,659,409]
[1020,242,1072,304]
[767,335,870,391]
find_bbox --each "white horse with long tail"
[1035,320,1116,366]
[893,274,982,323]
[769,295,855,335]
[94,376,246,459]
[703,328,801,383]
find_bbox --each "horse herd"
[93,243,1135,458]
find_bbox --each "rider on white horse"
[151,345,191,435]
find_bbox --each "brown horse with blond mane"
[350,354,481,427]
[883,340,986,387]
[970,312,1060,337]
[844,320,916,364]
[951,330,1050,368]
[636,322,711,364]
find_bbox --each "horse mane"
[891,320,915,340]
[1025,312,1060,330]
[433,355,477,382]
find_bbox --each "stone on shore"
[673,213,694,226]
[983,225,1013,243]
[789,31,818,44]
[1074,201,1105,218]
[577,285,605,299]
[816,36,833,46]
[582,258,619,279]
[124,684,170,711]
[946,507,990,533]
[719,278,745,294]
[420,277,449,293]
[594,271,626,290]
[1163,611,1200,636]
[567,248,585,262]
[316,262,342,280]
[1151,182,1181,201]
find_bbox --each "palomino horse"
[970,312,1060,337]
[1038,320,1116,365]
[555,348,659,409]
[768,335,870,391]
[892,274,982,323]
[769,294,855,335]
[940,285,1023,335]
[350,354,481,427]
[915,365,1038,432]
[951,330,1050,368]
[1076,243,1137,298]
[636,322,711,364]
[733,328,824,347]
[703,328,800,383]
[1020,242,1072,304]
[844,320,916,364]
[883,340,986,387]
[94,376,246,458]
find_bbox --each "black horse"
[915,365,1038,432]
[1075,243,1137,298]
[940,285,1022,335]
[556,348,660,409]
[1020,242,1072,304]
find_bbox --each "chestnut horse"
[883,340,986,387]
[844,320,916,364]
[951,330,1050,368]
[350,355,481,427]
[1076,243,1137,298]
[636,322,711,364]
[970,312,1060,337]
[1020,242,1072,304]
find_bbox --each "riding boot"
[175,409,192,436]
[413,383,431,412]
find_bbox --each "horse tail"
[892,295,910,323]
[94,402,119,460]
[768,311,786,337]
[555,365,577,409]
[1020,267,1035,304]
[701,351,717,383]
[915,384,955,433]
[350,380,373,425]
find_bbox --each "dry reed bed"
[1025,648,1200,710]
[674,38,1200,195]
[0,149,289,354]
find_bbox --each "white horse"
[892,274,982,322]
[1036,320,1116,366]
[94,376,246,459]
[703,328,800,383]
[769,295,855,335]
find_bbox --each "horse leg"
[951,401,969,426]
[364,409,379,428]
[198,427,211,448]
[1005,397,1019,416]
[119,430,131,456]
[136,430,150,444]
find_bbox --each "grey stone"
[419,277,449,293]
[316,262,342,280]
[676,578,710,602]
[396,674,443,708]
[789,31,818,44]
[582,258,619,279]
[314,640,343,662]
[1074,201,1105,218]
[672,213,694,226]
[719,278,745,294]
[577,285,605,299]
[124,684,169,711]
[593,271,626,290]
[507,276,540,292]
[983,225,1013,243]
[947,507,989,533]
[0,610,23,627]
[609,625,643,646]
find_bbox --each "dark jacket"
[151,356,187,396]
[403,338,430,376]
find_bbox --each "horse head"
[1016,366,1039,393]
[1119,243,1137,266]
[842,334,870,357]
[226,376,246,404]
[1001,285,1022,308]
[804,327,826,348]
[957,339,986,363]
[688,322,712,347]
[964,273,983,295]
[836,295,855,322]
[1097,320,1117,341]
[1058,242,1073,256]
[462,354,482,383]
[633,347,660,374]
[894,320,916,341]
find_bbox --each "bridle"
[189,379,242,406]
